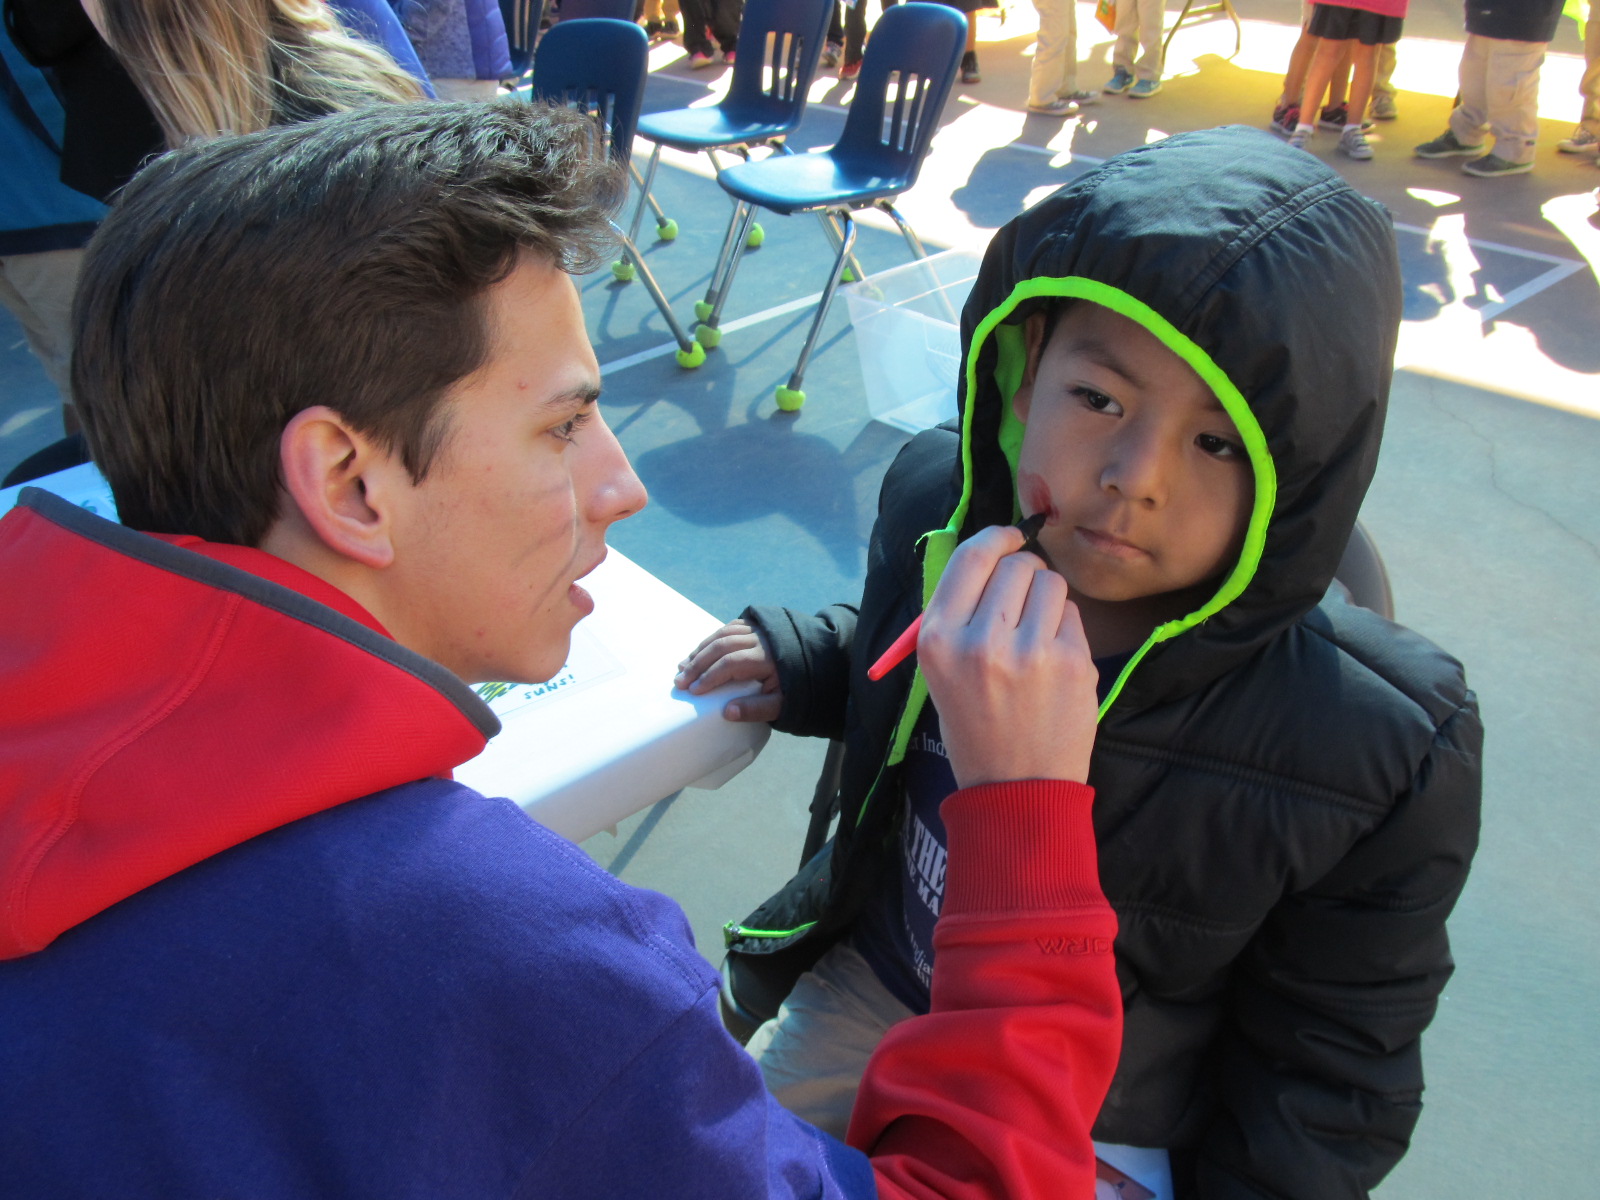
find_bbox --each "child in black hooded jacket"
[680,127,1483,1200]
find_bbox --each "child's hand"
[674,621,783,722]
[918,525,1098,789]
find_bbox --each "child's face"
[1012,302,1253,608]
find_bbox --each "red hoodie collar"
[0,492,498,959]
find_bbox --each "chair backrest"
[832,3,965,187]
[556,0,636,21]
[529,18,648,168]
[722,0,834,128]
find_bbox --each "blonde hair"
[95,0,427,146]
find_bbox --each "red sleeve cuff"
[940,780,1104,916]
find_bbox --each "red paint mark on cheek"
[1019,471,1058,522]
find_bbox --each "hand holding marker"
[866,511,1055,682]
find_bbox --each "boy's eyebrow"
[1063,334,1150,390]
[1067,335,1230,416]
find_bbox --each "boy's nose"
[1101,430,1170,507]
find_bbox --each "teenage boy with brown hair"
[0,100,1124,1199]
[685,126,1484,1200]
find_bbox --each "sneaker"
[1129,77,1162,99]
[1270,102,1300,137]
[840,58,861,79]
[820,41,842,69]
[1339,126,1374,160]
[1318,104,1374,133]
[1062,90,1098,106]
[1104,67,1134,95]
[1287,124,1313,152]
[688,50,716,69]
[1027,97,1080,116]
[960,51,981,85]
[1461,153,1533,177]
[1414,130,1486,158]
[1558,127,1600,155]
[1368,93,1398,121]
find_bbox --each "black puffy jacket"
[727,128,1482,1200]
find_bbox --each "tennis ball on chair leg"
[695,324,722,349]
[693,300,713,322]
[611,259,635,283]
[746,223,765,249]
[676,342,706,368]
[775,385,805,411]
[657,218,679,241]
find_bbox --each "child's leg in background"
[1028,0,1079,107]
[709,0,744,55]
[1114,0,1164,82]
[1370,41,1398,118]
[679,0,715,56]
[1452,34,1544,165]
[1580,3,1600,140]
[1344,41,1379,128]
[745,941,914,1138]
[1297,35,1350,133]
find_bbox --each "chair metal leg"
[815,210,866,285]
[696,202,760,349]
[705,147,765,252]
[878,201,929,263]
[626,145,675,245]
[776,211,856,411]
[697,199,754,327]
[609,220,706,368]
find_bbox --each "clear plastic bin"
[844,248,983,433]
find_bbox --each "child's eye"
[1196,432,1244,460]
[1071,386,1122,415]
[550,410,593,444]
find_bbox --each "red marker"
[866,511,1052,682]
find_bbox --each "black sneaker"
[1415,130,1487,158]
[960,50,981,85]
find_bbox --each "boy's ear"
[276,406,399,570]
[1012,312,1051,424]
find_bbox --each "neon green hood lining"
[880,276,1279,780]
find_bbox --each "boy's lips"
[1076,527,1148,559]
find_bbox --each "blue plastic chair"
[627,0,834,256]
[530,19,706,368]
[693,3,966,410]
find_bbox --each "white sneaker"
[1339,127,1374,161]
[1027,97,1079,116]
[1558,127,1600,155]
[1287,125,1312,151]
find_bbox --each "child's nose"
[1102,430,1170,506]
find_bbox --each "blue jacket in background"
[333,0,439,95]
[394,0,513,82]
[0,29,105,253]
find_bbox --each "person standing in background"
[1556,0,1598,159]
[1105,0,1164,98]
[678,0,741,67]
[1414,0,1565,177]
[1027,0,1094,115]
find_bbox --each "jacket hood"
[930,127,1399,721]
[0,492,499,959]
